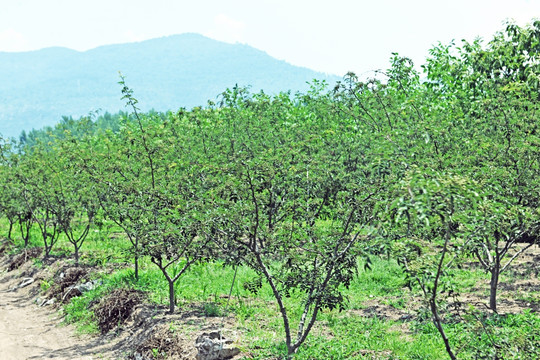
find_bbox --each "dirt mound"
[101,303,243,360]
[131,324,189,360]
[8,247,42,271]
[0,239,13,256]
[94,288,145,334]
[47,266,91,302]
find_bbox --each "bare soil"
[0,263,100,359]
[0,251,245,360]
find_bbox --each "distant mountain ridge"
[0,33,340,138]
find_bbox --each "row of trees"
[1,21,539,358]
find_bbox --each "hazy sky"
[0,0,538,76]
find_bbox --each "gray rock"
[62,279,102,302]
[399,314,413,321]
[18,277,34,288]
[76,279,102,292]
[35,297,56,306]
[132,353,151,360]
[44,298,56,306]
[62,286,82,302]
[128,305,154,327]
[195,331,240,360]
[35,297,46,306]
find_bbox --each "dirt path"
[0,269,110,360]
[0,256,241,360]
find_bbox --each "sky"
[0,0,538,76]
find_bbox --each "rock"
[62,279,102,302]
[76,279,102,292]
[132,353,151,360]
[62,286,82,302]
[18,277,34,288]
[35,297,56,307]
[399,314,413,321]
[35,297,45,306]
[128,305,155,327]
[195,331,240,360]
[44,298,56,306]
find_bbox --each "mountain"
[0,34,340,138]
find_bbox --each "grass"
[347,256,409,308]
[63,291,101,334]
[2,216,539,359]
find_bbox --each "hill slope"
[0,34,339,138]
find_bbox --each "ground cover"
[1,225,539,359]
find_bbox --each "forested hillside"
[0,21,539,360]
[0,33,338,138]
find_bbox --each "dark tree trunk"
[489,265,500,312]
[44,241,53,257]
[134,253,139,281]
[168,279,175,314]
[74,245,80,266]
[430,227,457,360]
[430,299,457,360]
[7,220,13,240]
[19,220,32,247]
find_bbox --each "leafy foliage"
[1,20,539,359]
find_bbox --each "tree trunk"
[43,233,51,256]
[134,254,139,281]
[286,347,296,359]
[255,252,292,356]
[7,220,13,240]
[168,279,175,314]
[19,220,31,247]
[430,299,457,360]
[74,245,80,266]
[489,265,500,312]
[430,227,457,360]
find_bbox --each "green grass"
[347,257,409,309]
[63,290,101,334]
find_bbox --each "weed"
[40,279,51,292]
[203,302,221,317]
